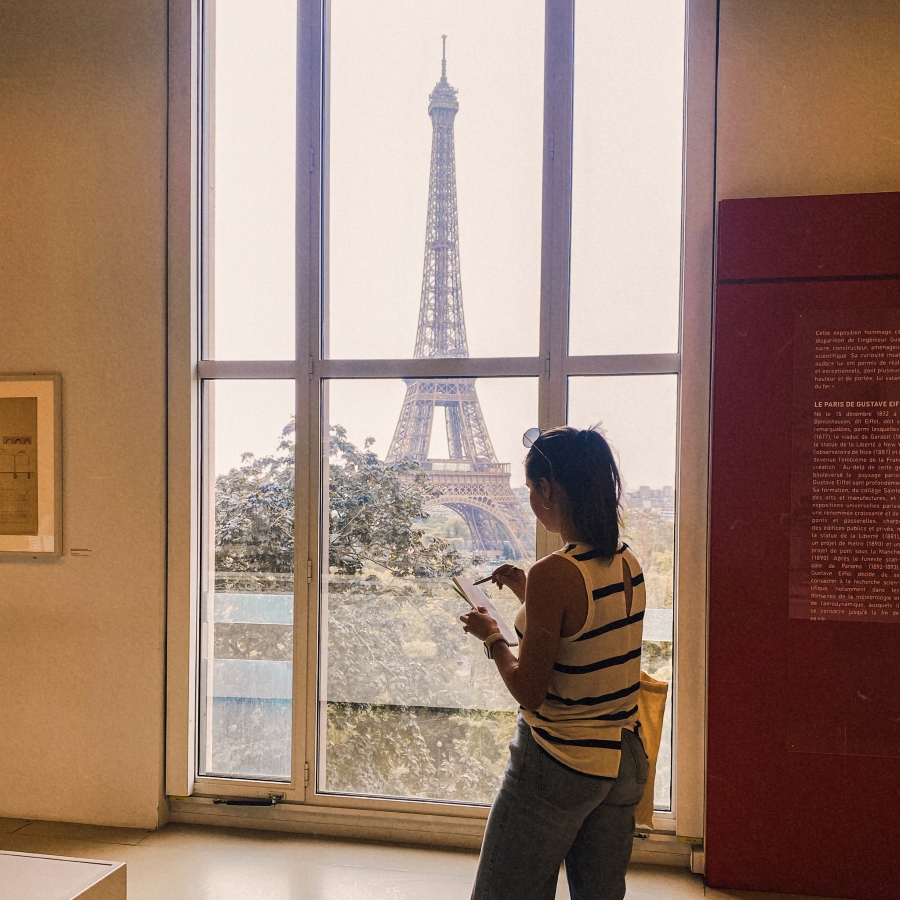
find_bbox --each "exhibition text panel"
[790,309,900,622]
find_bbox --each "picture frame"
[0,374,62,556]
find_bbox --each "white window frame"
[166,0,717,845]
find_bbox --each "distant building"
[624,485,675,520]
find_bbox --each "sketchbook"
[451,576,519,647]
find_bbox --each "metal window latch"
[213,792,285,807]
[304,762,310,787]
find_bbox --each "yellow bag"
[634,669,669,831]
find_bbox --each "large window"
[189,0,695,826]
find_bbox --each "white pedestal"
[0,850,126,900]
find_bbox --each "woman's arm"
[461,554,585,711]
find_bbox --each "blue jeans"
[471,717,648,900]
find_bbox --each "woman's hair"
[525,426,622,557]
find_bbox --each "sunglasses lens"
[523,427,542,448]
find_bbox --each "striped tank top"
[514,541,646,777]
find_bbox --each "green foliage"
[325,575,517,712]
[325,704,438,797]
[641,640,673,683]
[214,421,468,585]
[324,704,514,803]
[650,548,674,575]
[621,506,674,556]
[322,572,519,801]
[211,699,291,779]
[622,506,675,608]
[440,708,516,800]
[326,578,441,706]
[215,425,296,579]
[327,425,467,577]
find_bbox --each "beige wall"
[717,0,900,200]
[0,1,168,828]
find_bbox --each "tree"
[215,427,294,585]
[621,505,675,608]
[214,420,467,585]
[327,425,467,577]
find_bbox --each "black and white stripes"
[517,541,645,778]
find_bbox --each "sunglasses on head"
[523,428,554,476]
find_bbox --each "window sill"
[168,796,486,850]
[167,796,690,865]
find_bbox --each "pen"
[473,566,518,586]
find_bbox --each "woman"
[461,426,648,900]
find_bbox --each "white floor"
[0,817,840,900]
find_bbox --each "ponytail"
[525,426,622,557]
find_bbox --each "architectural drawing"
[0,397,39,534]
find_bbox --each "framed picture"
[0,374,62,556]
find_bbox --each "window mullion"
[199,0,214,361]
[314,358,543,379]
[538,0,574,431]
[296,0,324,802]
[564,354,683,377]
[537,0,575,557]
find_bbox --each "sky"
[209,0,685,491]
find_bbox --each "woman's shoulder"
[529,552,585,592]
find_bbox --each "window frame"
[166,0,717,842]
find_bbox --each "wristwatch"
[483,632,509,659]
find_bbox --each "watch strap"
[484,632,508,659]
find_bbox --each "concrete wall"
[717,0,900,200]
[0,1,168,828]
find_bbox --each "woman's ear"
[538,476,553,506]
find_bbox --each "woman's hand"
[492,564,527,603]
[467,555,578,711]
[460,605,500,642]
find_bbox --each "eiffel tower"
[386,40,534,560]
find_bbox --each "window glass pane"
[319,377,537,801]
[206,0,297,360]
[200,380,295,779]
[568,2,685,356]
[325,1,543,359]
[568,374,676,810]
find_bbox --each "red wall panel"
[716,192,900,282]
[707,192,900,900]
